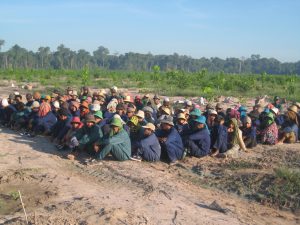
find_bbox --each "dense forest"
[0,40,299,74]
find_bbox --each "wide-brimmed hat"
[143,106,154,114]
[71,116,81,124]
[289,105,298,113]
[81,101,89,109]
[127,116,139,126]
[190,108,202,117]
[177,113,186,120]
[85,114,96,123]
[160,115,174,126]
[110,118,123,128]
[31,101,40,109]
[142,123,156,131]
[135,110,145,119]
[161,106,171,115]
[124,95,133,103]
[94,111,103,119]
[194,115,206,124]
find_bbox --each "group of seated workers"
[1,86,299,164]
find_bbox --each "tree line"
[0,40,299,75]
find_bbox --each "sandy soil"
[0,83,299,225]
[0,128,299,225]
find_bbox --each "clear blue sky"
[1,0,299,62]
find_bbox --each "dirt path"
[0,128,298,225]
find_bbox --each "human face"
[177,118,185,125]
[116,109,124,116]
[126,111,134,118]
[196,123,205,129]
[59,115,67,121]
[86,122,94,128]
[145,112,151,118]
[161,123,171,131]
[95,117,102,123]
[70,105,77,112]
[72,123,80,129]
[144,128,152,136]
[111,125,120,134]
[154,98,160,104]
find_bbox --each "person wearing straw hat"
[156,115,184,164]
[183,116,211,158]
[152,94,161,118]
[96,118,131,161]
[278,105,299,144]
[175,113,189,136]
[135,110,147,126]
[131,123,161,162]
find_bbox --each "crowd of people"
[0,86,299,165]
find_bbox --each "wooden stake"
[18,190,28,224]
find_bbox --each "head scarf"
[287,110,299,126]
[261,112,275,129]
[230,108,240,120]
[38,102,51,117]
[229,118,240,145]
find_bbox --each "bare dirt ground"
[0,84,300,225]
[0,128,299,225]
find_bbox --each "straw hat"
[289,105,298,113]
[142,123,156,131]
[135,110,145,119]
[124,95,132,103]
[177,113,186,120]
[161,106,171,115]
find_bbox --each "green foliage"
[9,191,19,200]
[81,65,90,86]
[268,168,300,209]
[0,68,299,101]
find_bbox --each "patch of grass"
[267,167,300,210]
[9,191,19,200]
